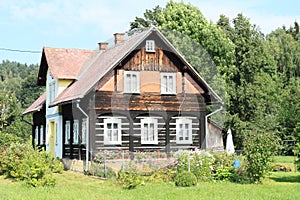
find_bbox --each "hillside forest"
[0,1,299,153]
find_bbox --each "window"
[81,118,87,144]
[161,73,176,94]
[176,118,192,144]
[65,121,71,144]
[141,118,158,144]
[49,81,56,102]
[104,118,121,145]
[146,40,155,52]
[73,120,79,144]
[35,126,39,145]
[124,71,140,93]
[40,125,44,145]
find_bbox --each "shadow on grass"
[270,174,300,183]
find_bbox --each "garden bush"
[89,164,116,179]
[174,171,197,187]
[215,166,235,181]
[117,171,141,189]
[175,150,214,181]
[242,131,280,183]
[0,141,63,187]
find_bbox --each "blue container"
[233,159,240,168]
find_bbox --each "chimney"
[98,42,109,50]
[114,33,125,44]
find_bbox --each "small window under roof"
[146,40,155,52]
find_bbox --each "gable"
[37,48,98,86]
[97,31,205,94]
[49,26,221,107]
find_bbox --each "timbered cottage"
[23,26,223,166]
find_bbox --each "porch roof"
[22,91,46,115]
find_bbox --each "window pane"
[40,125,44,145]
[113,130,118,141]
[169,76,173,93]
[126,74,131,92]
[150,123,154,141]
[163,76,168,92]
[82,119,87,144]
[108,129,112,141]
[132,74,137,91]
[35,127,39,145]
[113,123,118,129]
[185,123,189,140]
[65,121,70,144]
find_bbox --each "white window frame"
[35,126,39,145]
[161,73,176,95]
[40,125,44,145]
[81,118,87,144]
[104,118,122,145]
[141,118,158,144]
[65,120,71,144]
[176,118,193,144]
[146,40,155,52]
[73,120,79,144]
[124,71,140,93]
[49,81,56,103]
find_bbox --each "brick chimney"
[98,42,109,50]
[114,33,125,44]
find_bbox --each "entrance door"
[49,121,56,157]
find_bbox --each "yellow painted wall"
[176,72,182,94]
[100,76,115,91]
[185,75,204,94]
[58,79,73,95]
[97,69,205,95]
[140,71,160,93]
[117,69,124,92]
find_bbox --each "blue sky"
[0,0,299,65]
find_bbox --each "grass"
[1,156,300,200]
[0,171,300,200]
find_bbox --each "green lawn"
[0,170,300,200]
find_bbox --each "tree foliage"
[0,60,43,143]
[131,1,300,151]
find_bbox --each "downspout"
[205,103,223,149]
[76,100,89,172]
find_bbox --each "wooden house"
[23,26,223,164]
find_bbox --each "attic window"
[146,40,155,52]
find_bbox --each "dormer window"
[146,40,155,52]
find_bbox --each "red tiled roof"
[44,48,99,79]
[27,26,221,109]
[22,92,46,115]
[49,29,152,107]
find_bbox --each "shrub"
[174,171,197,187]
[293,123,300,171]
[0,133,21,149]
[89,163,116,179]
[51,157,64,173]
[175,150,214,181]
[0,141,60,187]
[215,166,235,181]
[242,131,280,183]
[117,171,141,189]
